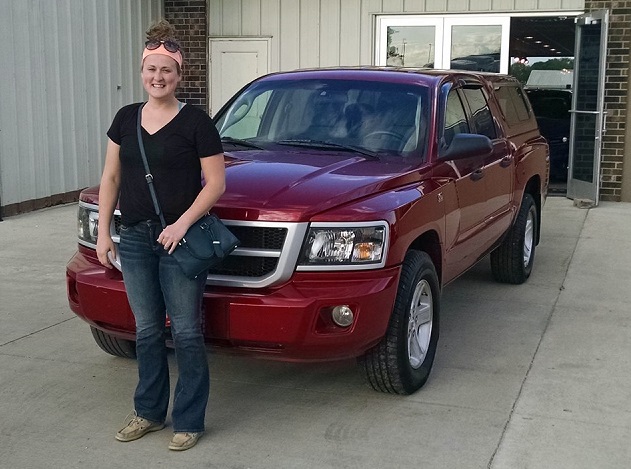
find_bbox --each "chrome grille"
[113,215,287,251]
[111,212,306,288]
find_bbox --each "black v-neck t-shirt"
[107,103,223,226]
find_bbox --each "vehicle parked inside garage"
[67,67,549,395]
[526,88,571,182]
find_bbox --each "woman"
[96,20,225,451]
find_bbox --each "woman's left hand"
[157,223,188,254]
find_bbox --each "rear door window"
[495,84,531,126]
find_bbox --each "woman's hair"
[144,19,183,74]
[146,19,180,45]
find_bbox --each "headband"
[142,44,183,67]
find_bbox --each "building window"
[376,15,510,73]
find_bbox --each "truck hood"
[219,150,424,221]
[79,149,426,222]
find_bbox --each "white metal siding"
[208,0,584,71]
[0,0,162,208]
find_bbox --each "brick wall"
[164,0,208,109]
[585,1,630,201]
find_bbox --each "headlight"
[78,205,99,245]
[297,222,388,270]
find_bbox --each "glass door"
[567,10,609,205]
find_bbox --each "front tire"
[358,250,440,395]
[90,326,137,358]
[490,193,538,284]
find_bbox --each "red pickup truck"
[67,68,549,395]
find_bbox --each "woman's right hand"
[96,139,122,270]
[96,236,117,269]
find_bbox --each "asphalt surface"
[1,196,630,468]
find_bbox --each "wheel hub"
[523,209,535,267]
[408,279,433,369]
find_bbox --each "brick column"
[164,0,208,109]
[584,1,631,201]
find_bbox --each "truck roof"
[253,66,521,88]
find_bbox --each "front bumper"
[66,247,401,361]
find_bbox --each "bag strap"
[136,103,167,229]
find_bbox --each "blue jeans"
[119,221,209,433]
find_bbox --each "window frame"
[376,14,511,73]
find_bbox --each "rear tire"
[358,250,440,395]
[90,326,137,358]
[490,193,538,284]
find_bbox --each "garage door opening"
[509,16,577,196]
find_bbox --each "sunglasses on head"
[145,40,180,53]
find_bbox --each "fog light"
[331,305,354,327]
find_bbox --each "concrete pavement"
[0,197,630,468]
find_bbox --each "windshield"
[215,78,429,158]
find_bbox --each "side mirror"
[440,133,493,160]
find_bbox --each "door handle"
[500,156,512,168]
[470,169,484,181]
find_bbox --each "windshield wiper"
[221,137,265,150]
[276,139,378,159]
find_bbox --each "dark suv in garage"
[526,88,572,182]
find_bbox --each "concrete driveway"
[1,197,630,468]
